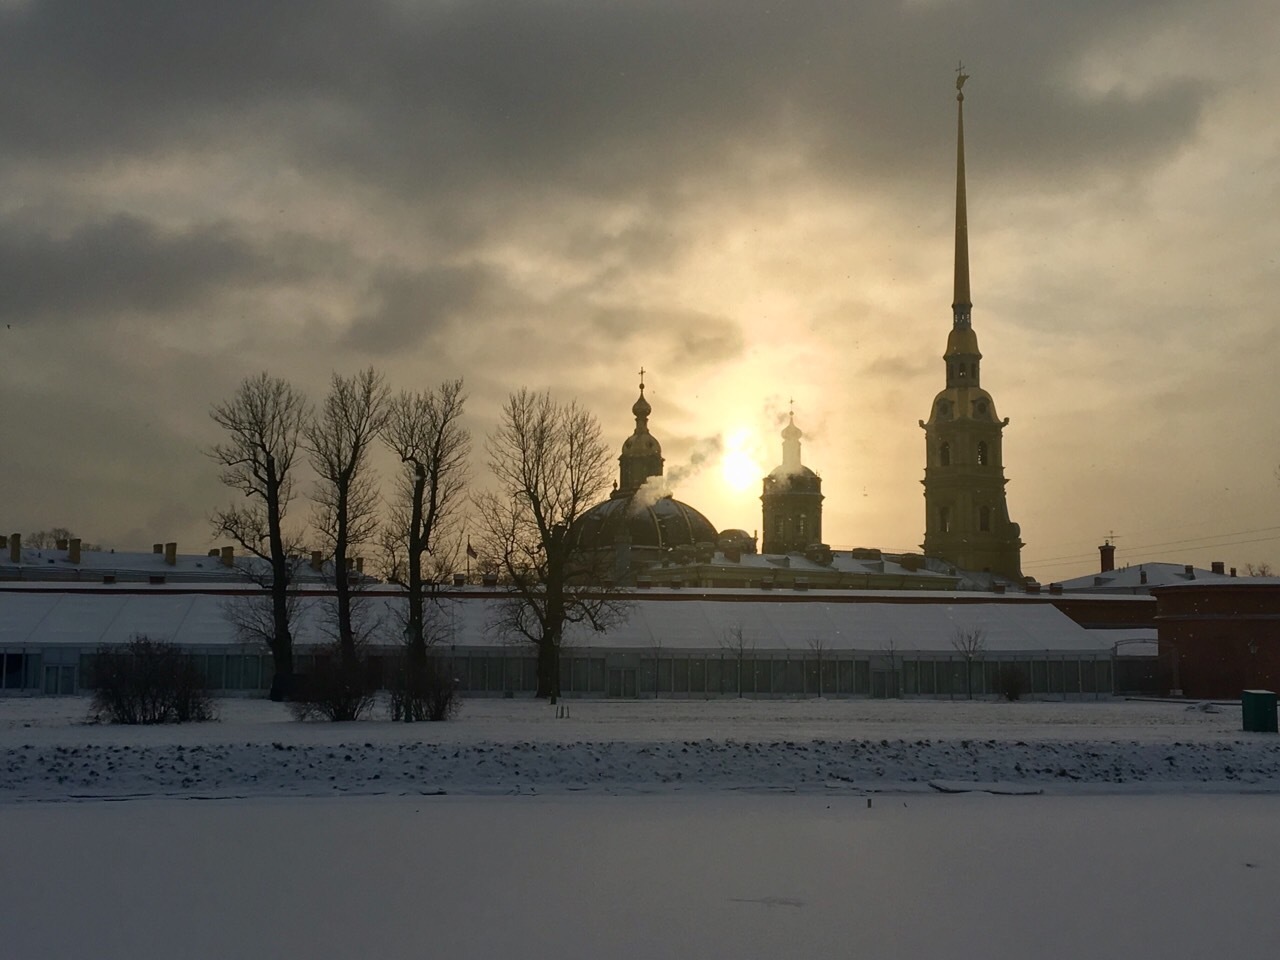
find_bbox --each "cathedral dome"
[572,494,718,552]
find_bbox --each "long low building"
[1,583,1155,699]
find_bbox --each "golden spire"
[953,62,972,329]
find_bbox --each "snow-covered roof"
[0,546,365,585]
[1058,562,1239,594]
[0,587,1113,655]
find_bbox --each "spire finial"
[952,63,972,328]
[632,367,651,421]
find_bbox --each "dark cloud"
[589,305,743,368]
[0,214,306,326]
[341,262,499,354]
[0,0,1207,207]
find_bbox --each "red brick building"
[1153,581,1280,699]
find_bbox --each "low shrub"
[996,666,1029,702]
[289,642,377,721]
[386,650,460,722]
[88,636,216,724]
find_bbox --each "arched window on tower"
[979,506,991,532]
[940,506,952,534]
[976,441,988,466]
[940,442,951,466]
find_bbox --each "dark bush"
[289,642,377,721]
[997,666,1028,702]
[386,650,460,722]
[88,636,216,724]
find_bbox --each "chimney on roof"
[69,538,81,564]
[310,550,322,571]
[1230,567,1237,578]
[1099,541,1116,573]
[453,573,465,587]
[1184,564,1195,580]
[153,543,163,554]
[1140,570,1148,585]
[355,557,364,574]
[208,549,219,557]
[8,533,20,563]
[1211,561,1225,575]
[55,538,68,550]
[220,545,234,568]
[993,583,1006,594]
[1049,582,1063,595]
[164,542,177,566]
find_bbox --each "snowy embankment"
[3,696,1278,801]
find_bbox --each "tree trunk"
[535,639,560,699]
[406,467,426,661]
[266,466,295,701]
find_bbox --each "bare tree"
[26,527,101,551]
[208,372,309,698]
[474,388,625,700]
[381,380,470,655]
[720,624,755,697]
[951,626,987,700]
[806,635,828,697]
[1246,562,1274,577]
[307,367,390,668]
[880,638,902,699]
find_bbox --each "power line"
[1024,529,1280,571]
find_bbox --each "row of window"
[0,649,1113,699]
[448,653,1113,699]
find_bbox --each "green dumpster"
[1242,690,1278,733]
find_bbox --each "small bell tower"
[761,408,823,554]
[613,368,664,498]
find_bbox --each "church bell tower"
[761,410,823,554]
[920,67,1023,579]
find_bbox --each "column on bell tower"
[761,412,823,554]
[919,66,1023,580]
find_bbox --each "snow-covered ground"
[3,695,1277,801]
[5,792,1280,959]
[5,697,1280,959]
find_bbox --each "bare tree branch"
[306,367,390,665]
[207,372,309,697]
[380,379,470,681]
[474,388,626,699]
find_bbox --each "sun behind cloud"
[720,427,764,493]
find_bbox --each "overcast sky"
[3,0,1278,583]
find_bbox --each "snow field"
[4,792,1280,960]
[2,695,1277,800]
